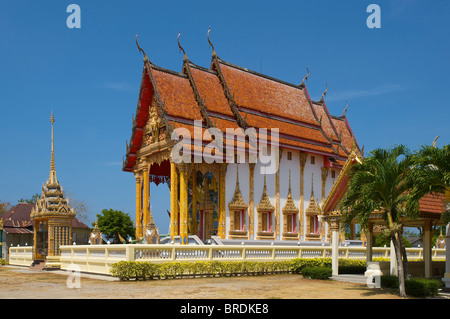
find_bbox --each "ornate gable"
[228,165,248,210]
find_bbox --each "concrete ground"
[0,265,413,299]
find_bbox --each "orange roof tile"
[123,54,361,171]
[419,193,446,214]
[219,61,318,126]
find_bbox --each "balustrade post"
[126,245,135,262]
[208,247,213,261]
[171,246,176,261]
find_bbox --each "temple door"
[204,211,214,240]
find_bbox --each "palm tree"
[340,145,417,298]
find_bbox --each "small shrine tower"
[30,113,76,267]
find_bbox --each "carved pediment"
[228,165,248,210]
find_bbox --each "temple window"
[233,210,245,231]
[261,211,272,232]
[286,214,295,233]
[311,156,315,164]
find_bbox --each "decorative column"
[423,220,432,278]
[191,168,197,236]
[330,220,340,276]
[444,189,450,290]
[143,164,150,232]
[299,152,307,240]
[443,223,450,290]
[170,161,179,240]
[135,172,142,239]
[275,161,280,240]
[178,163,188,244]
[248,163,255,240]
[218,164,227,239]
[33,221,38,260]
[320,167,329,240]
[0,219,3,259]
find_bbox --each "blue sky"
[1,1,449,233]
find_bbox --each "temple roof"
[123,35,361,172]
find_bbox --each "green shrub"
[301,266,332,279]
[380,275,399,289]
[338,265,366,274]
[380,276,442,297]
[405,278,441,298]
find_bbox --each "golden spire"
[49,111,57,184]
[177,31,187,62]
[207,26,216,57]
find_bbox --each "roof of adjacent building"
[322,153,447,219]
[1,203,90,231]
[122,37,361,172]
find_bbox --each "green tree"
[407,144,450,223]
[340,145,419,298]
[0,201,12,217]
[95,209,135,244]
[18,193,41,204]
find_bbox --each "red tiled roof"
[1,203,90,229]
[419,193,446,214]
[123,52,360,171]
[219,61,317,126]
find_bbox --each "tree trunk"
[387,212,406,298]
[391,232,406,297]
[398,227,408,280]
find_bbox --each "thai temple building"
[123,31,362,245]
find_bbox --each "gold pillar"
[135,172,142,239]
[191,168,197,236]
[218,164,227,239]
[320,167,329,240]
[275,163,280,240]
[299,152,307,240]
[143,165,150,231]
[33,221,38,260]
[170,161,179,239]
[179,164,188,244]
[248,163,255,240]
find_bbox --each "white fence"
[8,246,33,266]
[7,244,446,275]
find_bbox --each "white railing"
[6,244,445,275]
[54,244,446,275]
[8,246,33,267]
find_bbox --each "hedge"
[301,266,332,279]
[110,258,366,281]
[380,275,442,297]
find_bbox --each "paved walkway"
[331,274,368,284]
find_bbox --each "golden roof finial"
[300,66,309,87]
[49,111,57,184]
[135,33,148,63]
[207,26,216,57]
[177,31,187,61]
[341,101,348,117]
[319,82,327,103]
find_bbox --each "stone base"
[45,255,61,269]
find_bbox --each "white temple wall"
[223,148,344,241]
